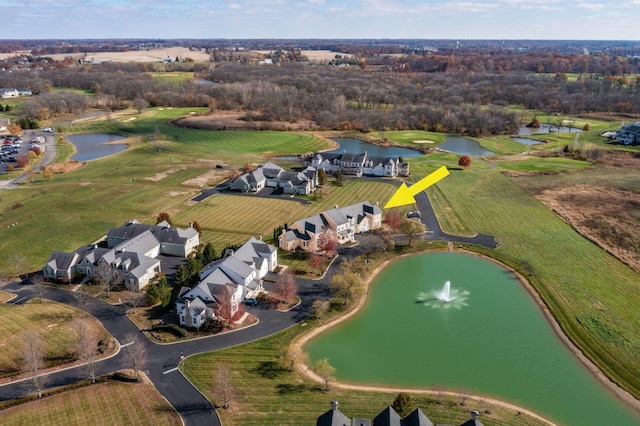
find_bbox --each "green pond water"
[305,252,639,426]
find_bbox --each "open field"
[1,106,639,415]
[182,323,550,426]
[0,299,111,380]
[0,378,181,425]
[175,180,396,248]
[39,47,211,63]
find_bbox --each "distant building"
[307,151,409,177]
[616,122,640,145]
[0,88,18,98]
[230,161,319,195]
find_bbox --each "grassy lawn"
[182,323,549,426]
[174,179,396,249]
[0,379,181,425]
[0,299,111,380]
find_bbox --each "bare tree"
[12,252,27,279]
[282,345,310,372]
[127,292,147,314]
[94,263,116,298]
[314,358,336,392]
[433,383,446,405]
[71,288,92,317]
[123,332,146,380]
[212,363,236,409]
[459,387,471,406]
[73,319,99,383]
[31,274,46,303]
[21,330,48,397]
[133,97,149,114]
[357,232,387,263]
[276,269,297,304]
[311,299,330,320]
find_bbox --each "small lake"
[518,124,582,136]
[67,133,128,161]
[329,137,423,158]
[438,136,494,156]
[305,252,640,426]
[512,137,543,146]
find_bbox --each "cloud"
[576,2,606,10]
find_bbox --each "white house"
[43,220,199,291]
[0,88,18,98]
[279,201,382,252]
[308,151,409,177]
[176,236,277,329]
[616,122,640,146]
[230,161,319,195]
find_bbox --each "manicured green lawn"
[182,324,550,426]
[0,379,180,425]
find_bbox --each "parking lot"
[0,131,46,174]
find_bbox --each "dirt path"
[291,248,640,421]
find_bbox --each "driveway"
[0,131,57,190]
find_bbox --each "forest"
[0,39,638,136]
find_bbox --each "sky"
[2,0,640,40]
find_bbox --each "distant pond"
[67,133,128,161]
[518,124,582,136]
[329,137,423,158]
[438,136,494,156]
[511,137,543,146]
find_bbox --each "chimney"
[471,411,480,420]
[330,401,339,410]
[334,204,338,209]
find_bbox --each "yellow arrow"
[384,166,449,209]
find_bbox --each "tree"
[214,285,236,328]
[401,218,425,247]
[175,263,191,287]
[317,229,337,256]
[242,162,254,174]
[21,330,48,397]
[458,155,471,169]
[330,263,364,306]
[12,252,27,279]
[276,269,297,304]
[311,299,329,320]
[94,262,116,298]
[133,97,149,114]
[127,292,147,314]
[282,345,310,372]
[72,288,92,317]
[314,358,335,392]
[148,276,172,308]
[202,242,217,264]
[392,392,413,417]
[308,253,323,275]
[583,123,590,131]
[358,232,387,263]
[334,170,343,186]
[31,274,46,303]
[156,212,173,226]
[123,333,146,379]
[191,220,202,236]
[212,363,236,409]
[73,319,99,383]
[383,208,403,230]
[318,168,327,186]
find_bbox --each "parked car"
[406,211,421,219]
[41,128,54,133]
[243,297,259,306]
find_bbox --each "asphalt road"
[0,185,497,425]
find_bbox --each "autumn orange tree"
[458,155,472,169]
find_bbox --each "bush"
[200,318,224,334]
[153,324,188,338]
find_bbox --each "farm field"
[182,323,550,426]
[0,299,111,380]
[0,379,181,425]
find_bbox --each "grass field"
[0,299,110,379]
[182,323,550,426]
[0,379,181,425]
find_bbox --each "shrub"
[153,324,188,338]
[200,318,224,333]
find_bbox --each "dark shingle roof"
[316,408,351,426]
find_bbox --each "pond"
[518,124,582,136]
[305,252,639,426]
[511,137,543,146]
[438,136,494,156]
[329,137,423,158]
[67,133,128,161]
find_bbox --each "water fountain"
[417,280,469,309]
[438,281,453,302]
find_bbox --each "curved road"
[0,185,497,425]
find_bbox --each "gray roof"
[403,409,433,426]
[114,229,159,255]
[45,251,77,271]
[373,406,404,426]
[316,408,351,426]
[106,220,196,247]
